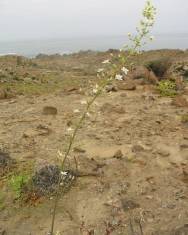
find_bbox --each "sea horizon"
[0,33,187,58]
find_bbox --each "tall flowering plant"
[97,0,156,83]
[50,1,156,234]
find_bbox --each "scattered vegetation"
[146,57,171,77]
[157,80,177,97]
[8,174,30,198]
[181,114,188,123]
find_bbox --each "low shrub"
[157,80,177,97]
[181,114,188,123]
[9,174,30,198]
[146,57,171,78]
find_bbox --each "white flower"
[61,171,68,176]
[97,68,104,73]
[121,67,129,75]
[55,231,61,235]
[57,150,63,158]
[115,74,123,81]
[102,59,110,64]
[93,88,98,94]
[149,36,155,41]
[67,127,73,132]
[74,109,80,113]
[80,100,87,105]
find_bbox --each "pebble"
[113,150,123,159]
[157,149,170,157]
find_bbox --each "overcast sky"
[0,0,187,41]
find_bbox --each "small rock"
[180,140,188,149]
[66,86,79,92]
[113,150,123,159]
[157,149,170,157]
[117,80,136,91]
[23,126,51,138]
[132,144,144,153]
[106,84,118,92]
[42,106,58,115]
[37,124,51,136]
[121,199,140,212]
[172,96,188,107]
[183,133,188,140]
[120,92,127,97]
[73,147,86,153]
[100,103,125,114]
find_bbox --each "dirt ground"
[0,50,188,235]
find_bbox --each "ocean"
[0,34,187,58]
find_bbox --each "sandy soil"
[0,50,188,235]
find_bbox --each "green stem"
[50,78,110,235]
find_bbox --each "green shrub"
[146,58,171,77]
[9,174,30,198]
[157,80,177,97]
[181,114,188,123]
